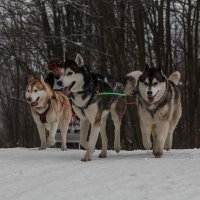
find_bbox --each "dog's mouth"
[147,91,159,104]
[31,97,40,107]
[62,86,71,96]
[147,96,155,104]
[62,82,75,96]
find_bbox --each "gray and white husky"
[58,54,127,161]
[125,65,182,157]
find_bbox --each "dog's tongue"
[148,96,155,104]
[31,100,39,107]
[62,87,71,96]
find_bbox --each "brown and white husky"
[25,76,72,150]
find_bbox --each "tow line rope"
[96,91,140,105]
[96,91,127,96]
[56,91,140,105]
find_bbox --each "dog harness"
[38,99,51,123]
[37,95,61,123]
[144,99,167,118]
[69,68,125,115]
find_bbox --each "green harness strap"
[96,92,129,96]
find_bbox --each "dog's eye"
[153,82,158,86]
[34,89,38,92]
[144,82,148,86]
[67,72,73,76]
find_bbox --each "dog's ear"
[168,71,181,85]
[75,53,84,67]
[40,75,53,97]
[40,75,45,83]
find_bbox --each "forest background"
[0,0,199,149]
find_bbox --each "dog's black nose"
[57,81,63,87]
[147,91,152,96]
[27,97,32,102]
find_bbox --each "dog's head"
[138,65,167,104]
[57,53,85,92]
[25,76,53,108]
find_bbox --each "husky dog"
[58,53,126,161]
[126,66,182,157]
[25,76,72,150]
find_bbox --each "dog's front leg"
[153,121,169,158]
[140,120,152,150]
[72,105,89,149]
[37,124,46,150]
[81,123,100,162]
[47,122,58,148]
[165,104,182,151]
[139,108,152,150]
[59,122,68,151]
[111,108,122,153]
[99,115,108,158]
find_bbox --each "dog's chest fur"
[71,93,91,108]
[139,103,170,123]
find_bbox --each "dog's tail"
[124,70,142,95]
[168,71,181,85]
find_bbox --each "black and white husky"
[125,65,182,157]
[58,54,127,161]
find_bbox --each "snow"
[1,148,200,200]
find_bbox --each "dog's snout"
[57,80,63,87]
[27,97,32,102]
[147,91,152,96]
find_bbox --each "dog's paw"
[61,146,67,151]
[114,146,121,153]
[81,154,92,162]
[164,142,172,151]
[153,150,163,158]
[164,145,171,151]
[99,151,107,158]
[143,142,152,150]
[39,146,47,150]
[47,139,55,148]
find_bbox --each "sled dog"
[57,53,127,161]
[25,76,72,150]
[125,66,182,157]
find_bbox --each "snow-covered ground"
[0,148,200,200]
